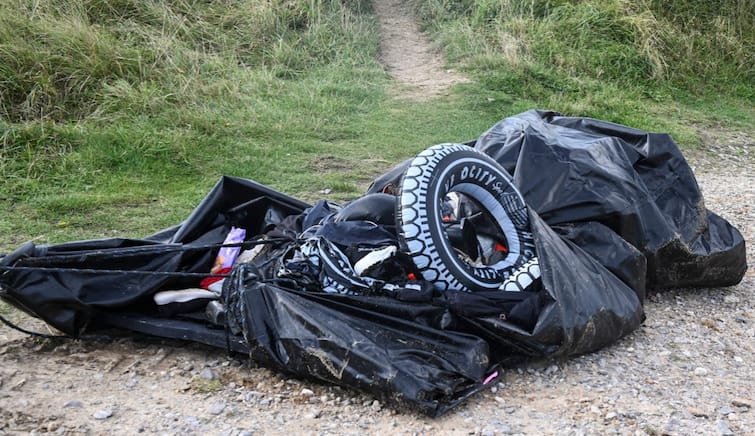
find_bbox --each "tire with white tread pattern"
[396,143,537,292]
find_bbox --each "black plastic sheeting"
[0,110,747,416]
[0,177,309,335]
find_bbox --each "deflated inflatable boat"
[0,110,747,416]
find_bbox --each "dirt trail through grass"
[372,0,469,99]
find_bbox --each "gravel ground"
[1,139,753,435]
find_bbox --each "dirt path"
[372,0,469,99]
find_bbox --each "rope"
[0,312,74,340]
[0,267,232,278]
[0,237,293,278]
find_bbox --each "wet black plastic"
[0,111,747,416]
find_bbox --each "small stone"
[244,391,263,402]
[238,431,254,436]
[723,295,740,304]
[688,407,708,417]
[731,398,751,408]
[719,406,734,416]
[209,401,226,415]
[494,396,505,405]
[199,368,217,380]
[307,408,322,419]
[663,421,678,435]
[371,400,382,412]
[693,367,709,376]
[184,416,202,430]
[300,388,314,397]
[63,400,84,408]
[481,427,495,436]
[715,420,734,435]
[93,409,113,420]
[605,412,617,420]
[505,407,516,414]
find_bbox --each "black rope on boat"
[0,237,293,277]
[0,312,73,340]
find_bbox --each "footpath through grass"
[0,0,753,252]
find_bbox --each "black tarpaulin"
[474,110,746,291]
[0,176,309,335]
[0,110,747,416]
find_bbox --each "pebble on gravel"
[688,407,708,418]
[718,406,734,416]
[731,398,752,409]
[93,409,113,420]
[209,401,227,415]
[693,367,709,376]
[63,400,84,408]
[199,368,217,380]
[715,420,735,436]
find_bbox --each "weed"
[191,377,223,394]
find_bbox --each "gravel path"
[1,143,753,435]
[372,0,469,99]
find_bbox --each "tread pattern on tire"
[397,143,538,292]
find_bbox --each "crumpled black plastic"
[0,110,747,416]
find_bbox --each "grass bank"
[1,0,753,252]
[411,0,754,141]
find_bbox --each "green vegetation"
[411,0,753,134]
[0,0,752,252]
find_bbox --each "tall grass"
[412,0,754,99]
[0,0,378,202]
[0,0,373,122]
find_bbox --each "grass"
[0,0,753,254]
[411,0,754,138]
